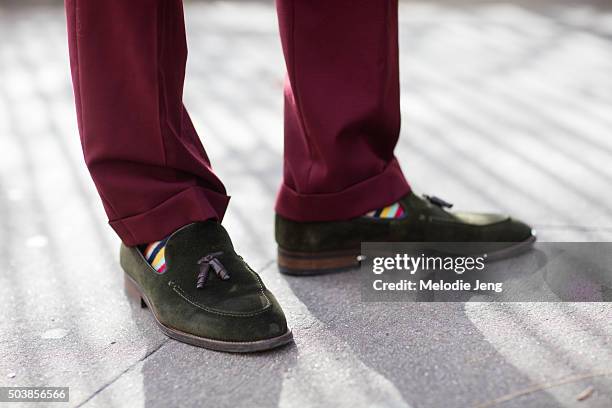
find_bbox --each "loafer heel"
[277,246,360,275]
[124,273,147,308]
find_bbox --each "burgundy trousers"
[65,0,410,246]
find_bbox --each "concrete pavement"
[0,1,611,407]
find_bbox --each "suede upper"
[275,192,534,252]
[121,222,288,342]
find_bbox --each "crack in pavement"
[74,258,274,407]
[75,338,171,408]
[473,370,612,408]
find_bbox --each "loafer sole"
[124,273,294,353]
[278,235,537,276]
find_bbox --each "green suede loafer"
[276,192,536,275]
[120,221,293,352]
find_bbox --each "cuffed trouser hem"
[275,158,411,222]
[109,186,230,246]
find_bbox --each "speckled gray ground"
[1,1,611,407]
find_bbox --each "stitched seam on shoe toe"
[172,284,271,317]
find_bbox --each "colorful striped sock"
[364,201,406,219]
[140,237,169,273]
